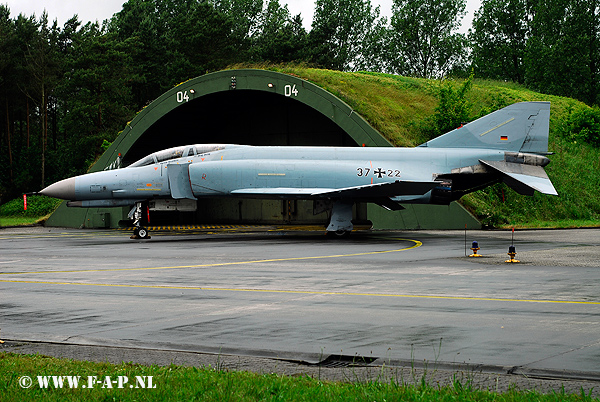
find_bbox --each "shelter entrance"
[122,81,367,227]
[124,90,356,164]
[46,69,392,229]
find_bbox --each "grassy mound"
[268,66,600,228]
[0,195,62,227]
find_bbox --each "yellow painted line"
[0,224,365,237]
[0,239,422,275]
[0,225,293,238]
[479,117,515,137]
[1,279,599,305]
[0,232,121,240]
[114,225,272,231]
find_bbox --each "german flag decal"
[500,135,509,141]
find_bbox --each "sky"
[3,0,481,33]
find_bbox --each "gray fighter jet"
[40,101,557,238]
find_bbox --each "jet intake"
[167,163,197,200]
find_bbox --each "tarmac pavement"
[1,226,599,395]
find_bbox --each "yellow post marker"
[469,241,482,257]
[505,245,520,263]
[505,229,520,263]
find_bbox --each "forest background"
[1,0,599,207]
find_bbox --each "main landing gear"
[326,200,354,237]
[130,201,151,240]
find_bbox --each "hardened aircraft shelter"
[47,69,479,230]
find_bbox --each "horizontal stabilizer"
[480,160,558,196]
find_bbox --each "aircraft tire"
[137,227,149,239]
[327,230,351,238]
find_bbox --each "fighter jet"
[40,101,557,239]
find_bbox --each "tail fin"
[420,102,551,154]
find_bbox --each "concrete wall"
[368,202,481,230]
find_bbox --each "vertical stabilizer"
[419,102,551,154]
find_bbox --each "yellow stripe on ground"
[115,224,273,231]
[115,224,372,232]
[0,224,366,238]
[1,278,598,305]
[0,239,421,275]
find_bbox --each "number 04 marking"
[176,91,190,103]
[284,84,299,97]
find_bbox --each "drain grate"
[314,354,379,368]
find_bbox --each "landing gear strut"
[130,201,151,240]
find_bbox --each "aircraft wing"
[311,180,439,198]
[479,159,558,196]
[231,188,323,196]
[231,181,439,199]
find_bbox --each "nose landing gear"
[132,226,150,240]
[130,202,151,240]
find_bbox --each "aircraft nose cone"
[40,177,76,200]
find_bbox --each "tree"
[250,1,309,63]
[23,13,62,188]
[0,5,15,186]
[309,0,385,71]
[55,22,140,177]
[108,0,173,106]
[110,0,239,108]
[387,0,467,79]
[161,0,240,79]
[0,11,42,198]
[353,15,389,72]
[210,0,263,44]
[525,0,600,105]
[432,72,473,136]
[469,0,530,83]
[0,10,69,196]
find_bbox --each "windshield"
[128,144,230,167]
[155,147,185,162]
[128,154,156,167]
[196,144,227,155]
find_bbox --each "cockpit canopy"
[128,144,230,167]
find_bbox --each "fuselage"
[43,144,506,205]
